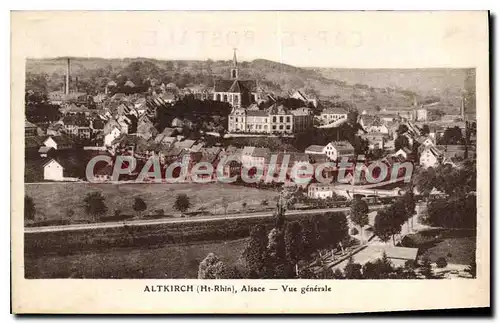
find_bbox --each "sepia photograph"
[11,10,490,313]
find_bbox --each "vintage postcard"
[11,11,490,313]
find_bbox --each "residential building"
[25,120,38,137]
[43,158,64,181]
[43,135,73,150]
[304,145,326,155]
[290,90,318,108]
[360,133,388,150]
[320,107,348,124]
[307,183,337,199]
[104,126,122,147]
[419,145,443,168]
[290,107,314,133]
[269,104,293,134]
[324,141,355,161]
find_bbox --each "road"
[24,205,386,234]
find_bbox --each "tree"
[261,199,268,206]
[421,124,430,135]
[174,194,191,216]
[350,197,369,242]
[198,253,225,279]
[332,268,344,279]
[412,167,437,200]
[285,221,304,276]
[83,192,108,221]
[420,257,434,279]
[344,256,363,279]
[394,135,410,151]
[402,189,416,231]
[133,197,147,218]
[221,197,229,215]
[374,203,404,245]
[436,257,448,268]
[267,227,291,278]
[241,201,247,209]
[24,196,36,221]
[242,224,269,278]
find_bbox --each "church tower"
[230,48,238,80]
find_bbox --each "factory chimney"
[65,58,70,95]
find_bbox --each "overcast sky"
[12,11,487,68]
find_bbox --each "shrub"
[436,257,448,268]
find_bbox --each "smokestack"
[65,58,70,95]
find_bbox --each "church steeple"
[231,48,238,80]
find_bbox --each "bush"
[436,257,448,268]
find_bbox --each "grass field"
[25,238,249,279]
[25,182,279,222]
[419,237,476,265]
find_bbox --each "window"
[272,125,276,130]
[279,125,283,130]
[286,116,291,122]
[286,125,291,130]
[273,116,276,122]
[223,94,228,102]
[280,116,283,123]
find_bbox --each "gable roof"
[25,120,37,128]
[304,145,325,153]
[322,107,348,115]
[214,79,257,93]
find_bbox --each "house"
[392,147,413,160]
[419,145,443,168]
[324,141,355,161]
[42,158,64,181]
[290,90,318,108]
[360,133,388,150]
[174,139,196,151]
[43,135,73,150]
[320,108,348,124]
[332,246,419,271]
[290,107,314,133]
[304,145,326,155]
[46,122,65,136]
[104,126,122,147]
[307,183,337,199]
[25,120,39,137]
[38,146,54,158]
[136,117,158,141]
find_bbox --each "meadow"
[25,238,249,279]
[25,182,279,223]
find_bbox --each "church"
[212,50,259,108]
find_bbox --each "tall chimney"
[65,58,70,95]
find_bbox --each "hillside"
[26,57,471,114]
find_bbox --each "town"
[24,52,477,280]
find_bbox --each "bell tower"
[230,48,238,80]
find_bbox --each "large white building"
[320,107,348,124]
[227,104,313,134]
